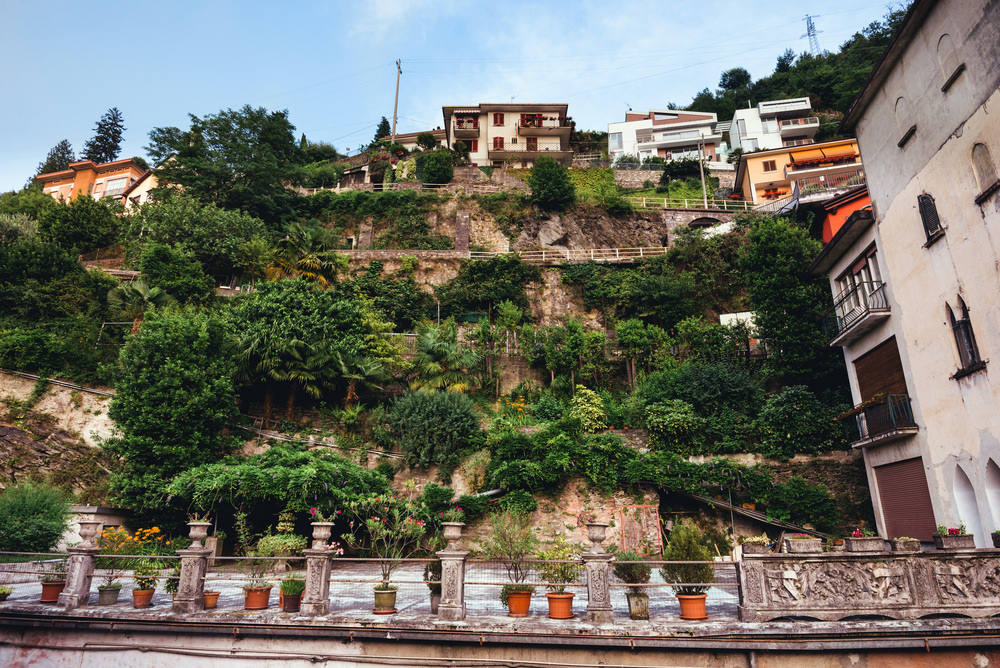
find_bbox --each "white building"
[441,103,572,168]
[816,0,1000,545]
[729,97,819,153]
[607,110,723,163]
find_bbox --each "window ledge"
[952,360,988,380]
[975,180,1000,206]
[941,63,966,93]
[923,227,947,248]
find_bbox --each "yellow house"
[734,138,864,210]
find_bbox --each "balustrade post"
[583,522,614,624]
[58,519,102,609]
[300,548,333,616]
[173,519,213,613]
[437,522,468,622]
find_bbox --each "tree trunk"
[286,384,298,421]
[264,381,275,422]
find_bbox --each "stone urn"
[188,521,212,547]
[77,520,102,549]
[311,522,335,549]
[441,522,465,549]
[586,522,609,553]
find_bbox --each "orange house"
[821,186,871,242]
[37,159,147,202]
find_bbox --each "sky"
[0,0,897,193]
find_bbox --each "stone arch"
[953,464,986,546]
[984,459,1000,531]
[894,97,915,145]
[936,34,960,82]
[688,217,724,229]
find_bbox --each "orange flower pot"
[244,586,272,610]
[676,593,708,620]
[40,581,66,603]
[132,589,155,609]
[203,591,220,609]
[545,592,575,619]
[506,590,532,617]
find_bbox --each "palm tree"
[252,337,335,421]
[332,351,386,409]
[409,320,482,393]
[236,235,274,289]
[266,223,342,288]
[107,279,176,334]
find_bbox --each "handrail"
[840,393,916,444]
[821,281,889,341]
[625,196,750,211]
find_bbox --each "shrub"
[256,533,308,557]
[532,392,564,422]
[498,490,538,514]
[455,493,490,522]
[0,482,71,553]
[766,476,839,532]
[756,385,845,459]
[659,521,715,595]
[645,400,705,454]
[388,391,481,478]
[612,549,651,593]
[569,386,607,433]
[415,150,454,185]
[528,156,575,211]
[419,482,456,516]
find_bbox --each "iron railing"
[841,394,917,444]
[821,281,889,341]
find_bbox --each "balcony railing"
[821,280,889,344]
[779,117,819,130]
[840,394,918,447]
[793,169,867,199]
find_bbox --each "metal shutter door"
[874,457,936,541]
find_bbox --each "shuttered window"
[918,193,942,238]
[874,458,936,540]
[853,337,907,400]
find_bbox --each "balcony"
[779,117,819,137]
[517,116,572,139]
[821,280,889,346]
[758,98,811,118]
[793,169,867,204]
[637,130,722,151]
[452,122,480,139]
[487,148,573,163]
[840,394,918,448]
[783,138,815,148]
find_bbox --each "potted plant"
[481,509,538,617]
[235,512,273,610]
[536,536,583,619]
[659,521,715,620]
[203,589,221,608]
[992,530,1000,549]
[845,528,885,553]
[132,563,159,608]
[164,566,180,599]
[784,533,822,553]
[0,585,12,602]
[890,536,922,552]
[39,560,67,603]
[934,524,975,550]
[342,495,427,614]
[279,575,305,612]
[739,534,771,555]
[612,549,651,620]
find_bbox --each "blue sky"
[0,0,895,193]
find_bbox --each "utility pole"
[391,60,402,144]
[698,134,708,208]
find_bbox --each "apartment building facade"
[441,103,572,168]
[729,97,820,153]
[36,159,147,202]
[819,0,1000,544]
[607,110,722,163]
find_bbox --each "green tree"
[415,150,454,184]
[36,139,75,175]
[103,309,240,524]
[388,390,481,473]
[410,320,482,393]
[528,156,575,211]
[81,107,126,164]
[138,243,215,305]
[266,222,344,287]
[107,278,177,334]
[435,254,542,318]
[146,105,304,227]
[416,132,438,151]
[0,482,72,552]
[38,194,121,253]
[374,117,391,143]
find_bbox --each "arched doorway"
[954,465,986,547]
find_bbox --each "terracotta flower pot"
[243,586,272,610]
[626,592,649,620]
[373,587,398,614]
[40,581,66,603]
[203,591,220,609]
[676,593,708,620]
[506,590,532,617]
[132,589,155,609]
[545,592,575,619]
[281,593,302,613]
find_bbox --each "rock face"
[516,207,671,252]
[0,372,113,446]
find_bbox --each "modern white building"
[729,97,820,153]
[816,0,1000,545]
[607,110,723,164]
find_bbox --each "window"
[526,137,538,151]
[736,119,746,137]
[492,112,505,126]
[937,34,964,92]
[609,133,623,151]
[104,177,128,199]
[895,97,916,147]
[468,139,478,153]
[762,159,777,173]
[972,143,999,202]
[762,118,778,134]
[493,137,504,150]
[744,138,758,152]
[917,193,943,241]
[948,298,985,377]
